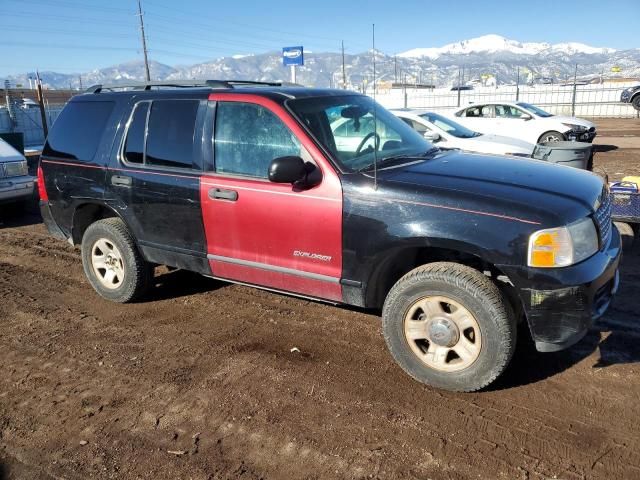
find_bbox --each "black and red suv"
[39,80,621,392]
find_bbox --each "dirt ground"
[1,119,640,480]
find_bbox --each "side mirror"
[424,131,441,142]
[268,156,308,184]
[522,113,533,121]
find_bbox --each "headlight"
[3,160,29,177]
[528,218,598,268]
[562,123,587,132]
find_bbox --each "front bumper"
[500,224,622,352]
[568,129,597,143]
[0,175,35,204]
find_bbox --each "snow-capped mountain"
[399,34,616,59]
[4,35,638,90]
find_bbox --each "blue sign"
[282,46,304,66]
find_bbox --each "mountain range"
[5,35,639,90]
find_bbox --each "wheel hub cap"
[91,238,125,290]
[403,295,482,372]
[428,318,459,347]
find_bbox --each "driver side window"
[214,102,308,178]
[495,105,523,118]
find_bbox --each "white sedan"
[392,109,534,156]
[451,102,596,144]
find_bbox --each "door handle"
[209,188,238,201]
[111,175,132,187]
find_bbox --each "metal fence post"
[457,68,461,107]
[4,80,16,131]
[571,64,578,117]
[515,67,520,101]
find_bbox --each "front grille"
[594,187,612,247]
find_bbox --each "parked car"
[392,109,534,156]
[15,98,40,109]
[0,138,35,206]
[620,85,640,111]
[452,102,597,144]
[39,81,620,392]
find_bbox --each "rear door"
[458,104,494,133]
[200,94,343,301]
[493,104,529,140]
[106,97,209,273]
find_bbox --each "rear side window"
[122,99,199,169]
[146,100,199,169]
[43,101,114,161]
[214,102,303,178]
[124,102,149,164]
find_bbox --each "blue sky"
[1,0,638,76]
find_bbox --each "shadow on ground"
[0,200,41,229]
[593,144,619,153]
[493,240,640,390]
[145,268,226,302]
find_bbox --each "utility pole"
[137,0,151,82]
[78,75,83,90]
[341,40,347,89]
[35,72,49,138]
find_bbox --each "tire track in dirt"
[1,236,639,479]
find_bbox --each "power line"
[144,0,357,44]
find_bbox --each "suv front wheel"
[382,262,516,392]
[81,218,152,303]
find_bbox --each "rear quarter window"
[42,101,115,161]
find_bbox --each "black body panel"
[40,85,621,353]
[104,93,209,269]
[40,91,211,274]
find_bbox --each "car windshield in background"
[516,102,554,117]
[419,112,480,139]
[287,95,432,172]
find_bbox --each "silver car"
[0,138,35,205]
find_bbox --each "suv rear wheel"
[81,218,152,303]
[382,262,516,392]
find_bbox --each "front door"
[200,94,343,301]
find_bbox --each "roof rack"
[85,79,296,94]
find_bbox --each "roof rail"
[85,79,296,94]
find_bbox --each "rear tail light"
[37,163,49,201]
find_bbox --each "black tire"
[382,262,516,392]
[538,130,565,143]
[81,217,152,303]
[632,95,640,112]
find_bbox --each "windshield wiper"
[358,148,439,172]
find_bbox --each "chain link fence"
[1,88,77,148]
[376,81,640,118]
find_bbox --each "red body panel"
[200,93,343,301]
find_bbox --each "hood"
[552,115,596,129]
[0,139,25,162]
[380,150,604,224]
[471,134,535,154]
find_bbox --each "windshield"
[418,112,480,139]
[287,95,432,172]
[516,102,553,118]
